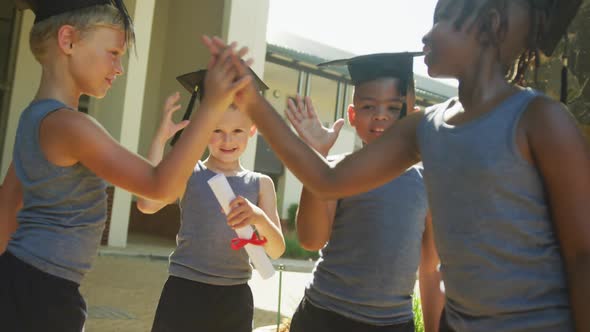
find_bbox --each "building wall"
[1,10,38,178]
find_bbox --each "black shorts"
[439,309,456,332]
[290,296,415,332]
[0,251,87,332]
[151,275,254,332]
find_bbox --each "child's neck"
[456,59,519,115]
[203,156,245,176]
[34,63,81,109]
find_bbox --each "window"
[307,74,338,125]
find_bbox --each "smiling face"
[348,78,407,144]
[207,108,256,164]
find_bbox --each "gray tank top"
[169,161,262,286]
[417,89,573,331]
[9,99,107,284]
[305,165,428,325]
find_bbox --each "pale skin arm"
[202,36,421,199]
[0,163,22,254]
[284,95,343,250]
[226,175,285,259]
[136,92,190,214]
[38,43,252,203]
[523,98,590,332]
[419,212,444,332]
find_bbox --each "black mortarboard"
[318,52,422,118]
[17,0,133,41]
[534,0,582,57]
[531,0,582,104]
[171,68,269,145]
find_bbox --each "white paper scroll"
[207,173,275,279]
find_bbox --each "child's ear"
[57,25,78,55]
[347,104,356,127]
[249,125,257,137]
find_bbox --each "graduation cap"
[318,52,423,118]
[170,68,269,146]
[531,0,582,104]
[16,0,133,42]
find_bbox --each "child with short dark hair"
[286,53,443,332]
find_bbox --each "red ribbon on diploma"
[231,233,268,250]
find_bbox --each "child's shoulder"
[521,91,576,134]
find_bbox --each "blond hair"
[29,4,133,62]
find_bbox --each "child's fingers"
[285,106,300,127]
[228,210,249,227]
[304,96,317,119]
[214,42,237,72]
[243,58,254,68]
[166,91,181,105]
[212,36,228,50]
[175,120,190,132]
[236,46,250,61]
[167,104,182,114]
[229,75,253,96]
[228,213,251,229]
[285,98,298,125]
[296,95,306,116]
[226,206,243,221]
[201,35,216,54]
[288,99,305,122]
[229,196,246,208]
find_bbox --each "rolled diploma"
[207,173,275,279]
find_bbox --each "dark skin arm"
[419,212,444,332]
[522,97,590,332]
[202,36,421,200]
[0,163,22,253]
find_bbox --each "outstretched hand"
[201,40,252,112]
[285,95,345,156]
[201,35,261,112]
[155,92,189,142]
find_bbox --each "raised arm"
[202,36,422,199]
[419,212,444,332]
[524,98,590,332]
[0,163,22,253]
[136,92,189,214]
[39,43,251,202]
[285,95,342,250]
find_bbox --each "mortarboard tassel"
[560,34,569,104]
[561,56,568,104]
[170,92,198,146]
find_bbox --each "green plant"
[282,232,319,260]
[286,203,299,230]
[413,291,425,332]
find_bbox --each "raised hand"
[285,95,345,156]
[155,92,189,142]
[201,42,252,112]
[201,36,260,112]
